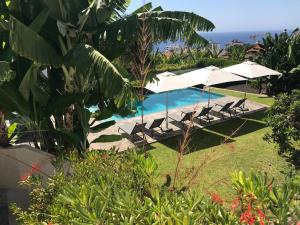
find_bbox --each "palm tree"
[0,0,214,154]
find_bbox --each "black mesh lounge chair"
[145,118,165,136]
[231,98,249,113]
[118,122,146,141]
[168,111,196,128]
[195,106,214,122]
[212,101,235,119]
[182,107,214,124]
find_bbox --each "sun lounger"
[182,107,214,124]
[195,106,214,122]
[168,111,196,128]
[212,101,235,119]
[118,122,146,141]
[231,98,249,113]
[145,118,165,136]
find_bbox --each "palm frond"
[98,11,214,59]
[0,61,15,85]
[0,82,29,115]
[9,16,62,67]
[131,2,153,14]
[64,44,130,99]
[140,11,215,31]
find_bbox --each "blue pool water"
[90,88,223,121]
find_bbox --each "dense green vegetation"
[0,1,299,224]
[265,90,300,156]
[152,53,238,74]
[11,151,300,224]
[227,44,251,61]
[0,0,214,153]
[257,29,300,95]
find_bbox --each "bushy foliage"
[231,170,300,225]
[227,45,251,61]
[257,29,300,95]
[264,89,300,155]
[0,1,215,154]
[196,57,238,68]
[11,151,300,225]
[152,55,238,74]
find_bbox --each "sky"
[126,0,300,32]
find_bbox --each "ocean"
[156,30,290,51]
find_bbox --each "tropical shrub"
[11,151,300,225]
[196,57,238,68]
[227,45,250,62]
[0,0,215,154]
[264,89,300,155]
[231,170,300,225]
[152,57,238,74]
[257,29,300,95]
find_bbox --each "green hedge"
[152,58,239,74]
[197,58,238,68]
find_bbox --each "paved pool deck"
[88,96,268,152]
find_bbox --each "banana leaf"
[9,16,62,67]
[64,44,129,98]
[0,61,15,84]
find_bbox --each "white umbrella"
[145,72,191,129]
[222,61,282,79]
[222,61,282,98]
[180,66,247,106]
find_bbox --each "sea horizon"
[156,29,294,51]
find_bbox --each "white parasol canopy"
[180,66,247,87]
[222,61,282,79]
[180,66,247,107]
[145,71,191,129]
[145,71,191,93]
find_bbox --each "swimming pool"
[90,88,224,121]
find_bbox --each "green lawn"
[148,89,289,198]
[211,87,274,106]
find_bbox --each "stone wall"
[0,145,56,225]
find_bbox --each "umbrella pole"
[208,86,211,108]
[244,80,248,99]
[166,92,169,129]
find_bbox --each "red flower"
[209,192,224,205]
[20,163,42,181]
[20,173,30,181]
[240,204,255,225]
[297,221,300,225]
[256,209,266,225]
[31,163,41,173]
[231,196,240,212]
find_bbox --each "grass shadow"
[154,128,235,154]
[207,111,267,139]
[150,111,267,154]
